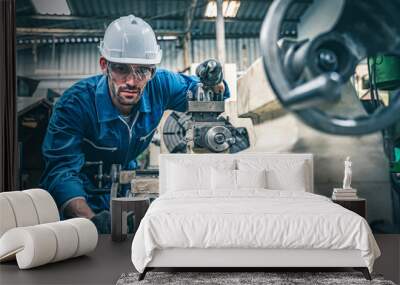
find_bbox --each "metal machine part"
[84,161,104,189]
[260,0,400,135]
[84,162,135,199]
[84,163,158,233]
[162,59,249,153]
[84,163,160,197]
[205,125,234,153]
[163,109,249,154]
[163,112,191,153]
[130,174,159,204]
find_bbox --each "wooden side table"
[111,197,150,242]
[332,198,367,218]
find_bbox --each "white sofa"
[132,153,378,280]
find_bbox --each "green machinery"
[370,55,400,228]
[370,55,400,168]
[371,55,400,91]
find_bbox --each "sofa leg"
[138,268,148,281]
[354,267,371,280]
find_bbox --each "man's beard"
[110,80,143,106]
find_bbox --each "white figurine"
[342,156,352,189]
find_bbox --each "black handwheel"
[260,0,400,135]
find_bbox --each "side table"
[111,197,150,242]
[332,198,367,218]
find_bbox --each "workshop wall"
[16,38,260,97]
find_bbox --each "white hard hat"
[99,15,162,65]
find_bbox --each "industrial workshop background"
[2,0,400,234]
[16,3,264,95]
[15,0,273,188]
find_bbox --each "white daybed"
[131,153,380,280]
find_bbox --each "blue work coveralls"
[40,69,230,214]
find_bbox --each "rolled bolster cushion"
[42,221,79,263]
[65,218,98,257]
[0,196,17,237]
[0,226,57,269]
[23,189,60,224]
[0,189,60,238]
[0,218,98,269]
[0,191,39,228]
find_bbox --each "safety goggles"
[107,62,156,82]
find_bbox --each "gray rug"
[116,271,396,285]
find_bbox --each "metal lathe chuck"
[162,111,191,153]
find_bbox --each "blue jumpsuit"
[40,69,230,214]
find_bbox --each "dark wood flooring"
[0,234,398,285]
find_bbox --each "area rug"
[116,271,395,285]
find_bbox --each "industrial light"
[162,35,178,41]
[31,0,71,15]
[204,0,240,18]
[156,35,178,41]
[225,0,240,17]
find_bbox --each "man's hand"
[196,59,223,87]
[90,211,111,234]
[64,198,95,219]
[64,199,111,234]
[213,82,225,94]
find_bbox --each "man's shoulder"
[151,68,197,90]
[58,74,103,106]
[153,68,172,80]
[154,68,170,75]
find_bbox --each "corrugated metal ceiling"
[16,0,312,40]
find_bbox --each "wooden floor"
[374,234,400,284]
[0,234,398,285]
[0,235,134,285]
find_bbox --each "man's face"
[100,58,155,109]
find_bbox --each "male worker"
[40,15,229,233]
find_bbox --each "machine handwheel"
[260,0,400,135]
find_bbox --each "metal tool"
[84,162,135,197]
[260,0,400,135]
[162,59,249,153]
